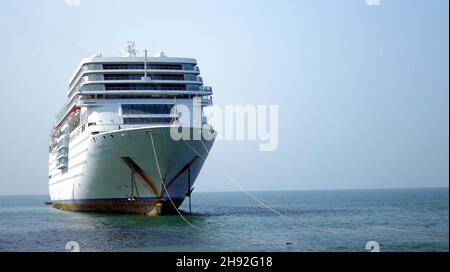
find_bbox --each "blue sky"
[0,0,448,195]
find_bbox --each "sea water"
[0,188,448,252]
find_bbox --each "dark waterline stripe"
[53,196,184,203]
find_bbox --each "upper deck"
[66,52,213,107]
[69,55,198,86]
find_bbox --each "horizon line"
[1,185,448,197]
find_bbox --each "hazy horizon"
[0,0,448,195]
[0,186,448,197]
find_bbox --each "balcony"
[184,75,203,82]
[56,148,68,159]
[201,97,213,106]
[199,86,212,92]
[56,135,69,150]
[55,105,68,124]
[56,157,68,169]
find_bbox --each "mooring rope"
[184,138,357,237]
[186,137,449,238]
[148,130,290,248]
[149,130,199,229]
[148,127,447,240]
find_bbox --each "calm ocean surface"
[0,188,448,252]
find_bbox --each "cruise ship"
[48,43,215,215]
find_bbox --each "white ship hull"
[49,126,215,215]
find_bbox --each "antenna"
[121,41,137,57]
[141,49,151,81]
[144,49,148,78]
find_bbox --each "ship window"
[103,74,185,81]
[182,64,195,70]
[104,74,143,80]
[102,94,193,99]
[105,84,186,91]
[103,64,144,70]
[122,104,174,115]
[102,64,183,70]
[149,64,182,70]
[186,85,200,91]
[123,117,174,124]
[151,74,185,80]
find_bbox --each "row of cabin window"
[103,74,185,81]
[82,94,203,100]
[102,64,196,70]
[122,117,174,124]
[121,104,174,115]
[104,84,199,91]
